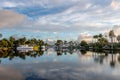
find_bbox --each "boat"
[41,46,46,51]
[17,45,33,50]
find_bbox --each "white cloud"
[0,0,120,40]
[110,0,120,10]
[78,32,93,42]
[113,25,120,36]
[2,2,18,7]
[0,9,26,28]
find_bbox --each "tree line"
[0,34,46,49]
[80,30,120,50]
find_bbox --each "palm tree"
[93,35,99,42]
[9,36,15,47]
[117,35,120,43]
[98,34,103,38]
[0,33,2,38]
[109,30,116,49]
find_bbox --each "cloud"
[1,2,19,8]
[110,0,120,10]
[112,25,120,36]
[0,9,26,29]
[91,0,112,7]
[0,0,120,40]
[77,32,93,42]
[102,25,120,36]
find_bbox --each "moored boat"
[17,45,33,50]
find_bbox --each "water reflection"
[0,66,24,80]
[0,49,120,68]
[0,49,120,80]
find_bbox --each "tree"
[109,30,116,49]
[93,34,103,42]
[117,35,120,43]
[92,34,109,49]
[93,35,99,42]
[9,36,15,47]
[9,36,15,42]
[30,38,38,45]
[55,40,63,46]
[109,30,116,42]
[38,39,44,46]
[0,38,9,47]
[98,34,103,38]
[98,37,108,48]
[18,37,26,45]
[64,40,67,45]
[69,41,74,46]
[0,33,2,38]
[80,40,88,46]
[80,40,89,50]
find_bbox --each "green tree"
[80,40,89,50]
[109,30,116,49]
[117,35,120,43]
[98,34,103,38]
[0,33,2,38]
[9,36,15,47]
[93,35,99,42]
[98,37,108,48]
[55,40,63,46]
[18,37,26,45]
[0,38,9,47]
[80,40,88,46]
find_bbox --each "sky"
[0,0,120,41]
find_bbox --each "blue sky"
[0,0,120,41]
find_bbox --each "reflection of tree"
[0,49,45,62]
[0,49,11,58]
[117,54,120,63]
[110,51,116,68]
[55,48,76,56]
[0,52,4,58]
[92,51,118,67]
[9,55,14,60]
[17,52,26,60]
[93,52,108,64]
[38,51,44,56]
[80,50,87,55]
[69,49,74,54]
[93,50,109,64]
[62,49,68,55]
[56,50,63,56]
[63,51,67,55]
[99,55,105,64]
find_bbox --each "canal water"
[0,48,120,80]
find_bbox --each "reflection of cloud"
[19,62,120,80]
[1,50,120,80]
[0,66,24,80]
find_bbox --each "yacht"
[17,45,33,50]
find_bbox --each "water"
[0,48,120,80]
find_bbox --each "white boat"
[17,45,33,50]
[41,46,46,51]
